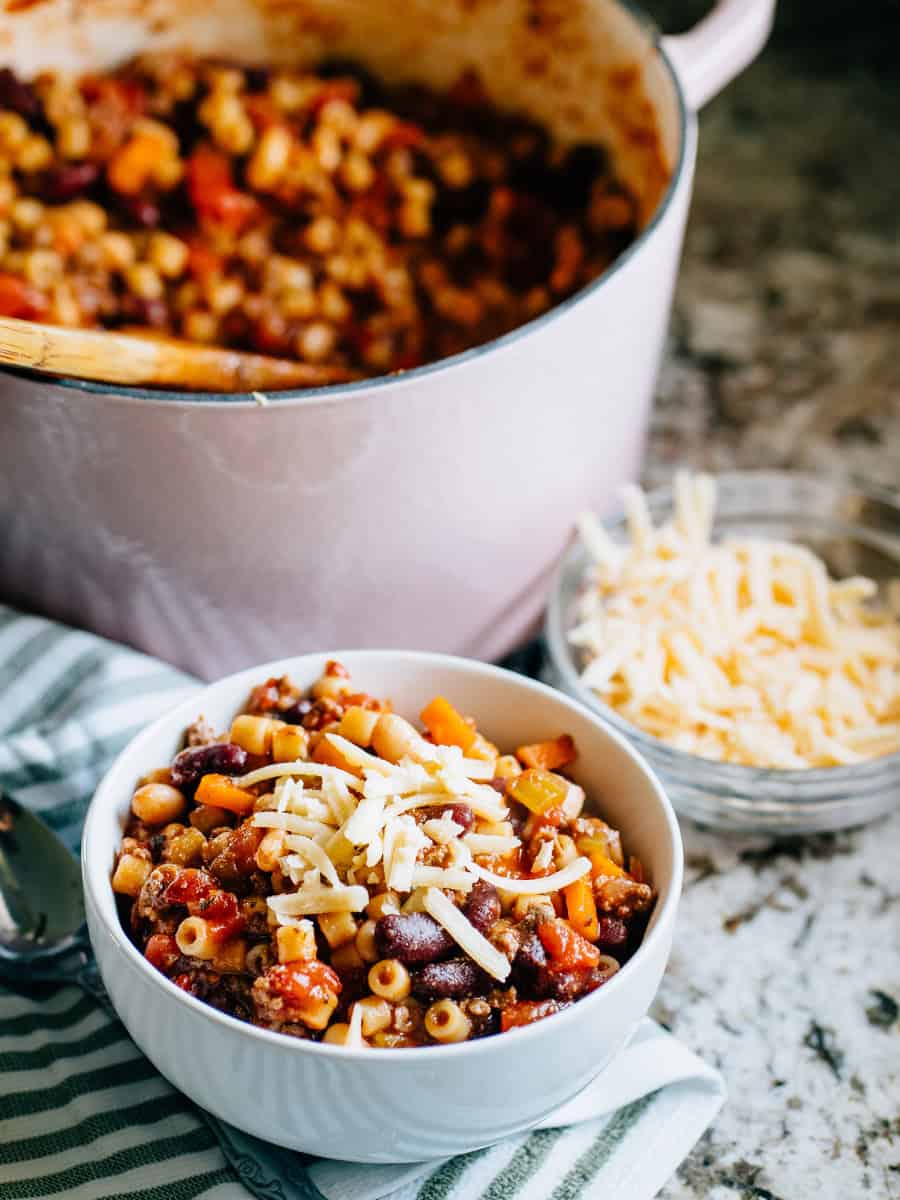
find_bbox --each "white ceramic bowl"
[82,651,683,1163]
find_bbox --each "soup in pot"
[0,55,644,379]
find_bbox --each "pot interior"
[0,0,679,226]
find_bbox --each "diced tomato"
[309,79,359,115]
[208,916,245,943]
[172,972,197,994]
[186,238,224,283]
[0,273,46,320]
[324,659,351,679]
[186,145,260,232]
[500,999,559,1032]
[144,933,180,972]
[244,94,281,131]
[383,120,425,150]
[265,960,342,1006]
[163,868,216,907]
[537,918,601,971]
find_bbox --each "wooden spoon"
[0,315,359,392]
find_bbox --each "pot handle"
[661,0,776,111]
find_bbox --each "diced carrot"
[500,999,559,1032]
[515,734,576,772]
[537,918,600,970]
[589,853,628,881]
[564,876,599,941]
[194,773,256,815]
[420,696,477,753]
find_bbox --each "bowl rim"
[6,4,691,407]
[83,648,683,1061]
[546,468,900,789]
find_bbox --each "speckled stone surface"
[638,4,900,1196]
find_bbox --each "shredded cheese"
[574,472,900,768]
[423,887,511,981]
[267,884,369,918]
[238,760,361,789]
[468,856,592,895]
[463,833,521,856]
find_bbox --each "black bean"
[171,742,249,788]
[463,879,501,934]
[38,162,100,203]
[596,917,628,947]
[0,68,42,124]
[375,913,454,964]
[412,958,484,1000]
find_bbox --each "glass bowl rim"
[545,468,900,796]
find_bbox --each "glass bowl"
[545,471,900,834]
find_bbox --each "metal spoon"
[0,792,104,999]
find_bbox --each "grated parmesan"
[573,473,900,768]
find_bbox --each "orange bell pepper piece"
[589,853,628,881]
[564,876,599,941]
[195,773,255,815]
[515,734,576,772]
[420,696,477,753]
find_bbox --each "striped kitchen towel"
[0,606,725,1200]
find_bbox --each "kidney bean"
[115,193,161,228]
[513,930,547,977]
[595,917,628,947]
[412,957,484,1000]
[113,294,168,329]
[170,742,248,788]
[463,879,500,934]
[375,912,454,964]
[0,68,42,124]
[39,162,100,203]
[423,802,474,832]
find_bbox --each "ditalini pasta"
[572,473,900,768]
[112,662,654,1046]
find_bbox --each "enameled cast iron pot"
[0,0,773,678]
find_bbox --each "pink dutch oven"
[0,0,774,678]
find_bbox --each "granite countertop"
[641,4,900,1197]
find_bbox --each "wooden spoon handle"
[0,315,357,391]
